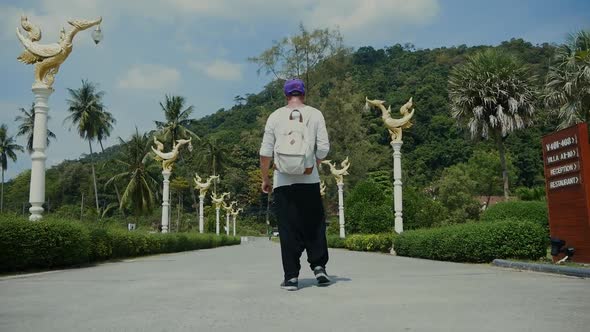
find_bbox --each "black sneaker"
[313,266,331,286]
[280,278,298,291]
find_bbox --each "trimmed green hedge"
[481,201,548,228]
[0,219,240,272]
[327,233,395,253]
[327,235,346,248]
[393,220,547,263]
[0,219,91,271]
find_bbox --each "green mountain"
[4,38,559,219]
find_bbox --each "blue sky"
[0,0,588,180]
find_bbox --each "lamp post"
[365,97,415,234]
[16,16,102,221]
[211,192,229,235]
[321,158,350,239]
[223,201,236,236]
[151,137,192,233]
[194,174,219,233]
[231,208,242,237]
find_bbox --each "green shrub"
[327,235,346,248]
[326,217,340,236]
[345,180,393,234]
[0,219,90,271]
[327,233,395,252]
[515,187,546,201]
[236,217,268,236]
[344,233,394,253]
[0,217,241,272]
[435,164,481,223]
[481,201,548,228]
[394,220,547,263]
[88,227,113,261]
[403,186,448,230]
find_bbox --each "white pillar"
[161,170,171,233]
[391,141,403,233]
[226,211,230,235]
[28,86,53,221]
[233,215,236,236]
[337,182,345,238]
[199,194,205,234]
[215,207,220,235]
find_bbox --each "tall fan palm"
[154,95,197,146]
[106,129,158,219]
[544,29,590,131]
[0,124,24,212]
[64,80,107,212]
[449,49,537,199]
[15,103,56,153]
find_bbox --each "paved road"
[1,237,589,332]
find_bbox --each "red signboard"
[542,123,590,263]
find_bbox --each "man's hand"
[261,178,272,193]
[260,155,273,193]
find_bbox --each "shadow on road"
[297,275,352,289]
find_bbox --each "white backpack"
[273,108,313,175]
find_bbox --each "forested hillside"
[4,37,560,228]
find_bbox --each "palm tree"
[15,103,57,153]
[449,49,537,199]
[64,79,107,212]
[544,30,590,131]
[106,129,158,220]
[155,94,199,209]
[96,109,116,152]
[199,138,229,193]
[154,95,197,146]
[0,124,24,212]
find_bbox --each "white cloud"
[190,60,244,81]
[303,0,439,37]
[1,1,103,42]
[117,64,181,90]
[3,0,439,45]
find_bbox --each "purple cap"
[284,79,305,96]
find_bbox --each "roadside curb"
[492,259,590,278]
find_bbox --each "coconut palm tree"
[15,103,56,153]
[544,29,590,131]
[154,95,198,146]
[0,124,24,212]
[64,79,107,212]
[155,94,199,209]
[199,137,228,192]
[449,49,537,199]
[96,109,116,152]
[106,129,158,220]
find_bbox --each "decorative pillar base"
[28,86,53,221]
[216,207,220,235]
[199,194,205,234]
[226,213,230,235]
[337,182,345,239]
[161,170,171,233]
[391,141,404,234]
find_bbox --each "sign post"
[542,123,590,263]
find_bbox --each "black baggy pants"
[273,183,329,280]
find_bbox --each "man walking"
[260,78,331,291]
